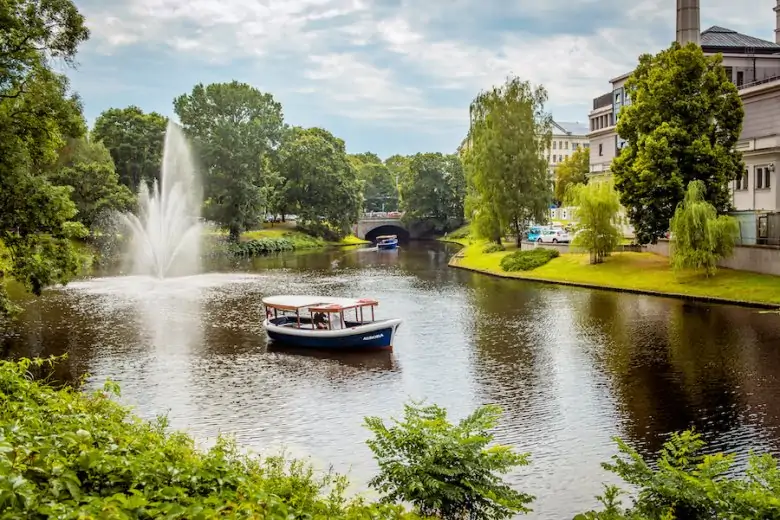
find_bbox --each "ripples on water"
[4,243,780,518]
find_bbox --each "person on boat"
[313,312,328,329]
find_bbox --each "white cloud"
[79,0,780,127]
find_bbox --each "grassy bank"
[451,240,780,307]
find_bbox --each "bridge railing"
[362,211,404,220]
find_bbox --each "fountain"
[119,121,203,278]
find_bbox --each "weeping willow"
[566,179,623,264]
[669,180,739,276]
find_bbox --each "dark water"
[4,242,780,518]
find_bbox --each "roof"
[262,295,378,311]
[553,121,589,136]
[701,26,780,51]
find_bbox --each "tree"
[174,81,285,241]
[349,153,398,212]
[91,106,167,191]
[277,127,361,238]
[399,153,465,234]
[463,76,553,246]
[0,0,90,319]
[611,42,744,245]
[48,156,135,231]
[669,180,739,276]
[555,146,589,204]
[567,180,623,264]
[364,401,533,519]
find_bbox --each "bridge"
[354,212,421,241]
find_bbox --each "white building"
[587,0,780,244]
[547,121,589,179]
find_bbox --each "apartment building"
[547,121,589,178]
[587,0,780,242]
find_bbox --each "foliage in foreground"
[567,180,623,264]
[500,248,559,272]
[577,430,780,519]
[670,180,739,277]
[365,402,533,519]
[611,41,744,245]
[0,357,414,519]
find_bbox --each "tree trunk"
[228,225,241,243]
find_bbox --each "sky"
[68,0,778,158]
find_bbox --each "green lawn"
[452,241,780,306]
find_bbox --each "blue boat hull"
[377,242,397,250]
[266,325,397,350]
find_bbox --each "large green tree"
[567,180,623,264]
[91,106,167,191]
[611,42,744,245]
[399,153,465,233]
[277,127,362,238]
[463,76,553,246]
[48,138,135,231]
[350,154,398,212]
[555,146,589,204]
[0,0,91,319]
[174,81,285,240]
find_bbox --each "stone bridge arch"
[355,218,413,241]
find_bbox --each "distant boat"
[375,234,398,250]
[262,295,402,350]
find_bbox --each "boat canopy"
[262,295,378,312]
[375,235,397,240]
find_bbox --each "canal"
[3,241,780,518]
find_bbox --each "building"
[547,121,589,179]
[587,0,780,243]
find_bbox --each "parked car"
[538,228,570,243]
[526,226,545,241]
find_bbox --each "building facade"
[586,0,780,242]
[547,121,589,178]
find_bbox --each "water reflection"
[3,242,780,518]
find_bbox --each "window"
[552,155,556,163]
[553,141,557,149]
[559,141,563,149]
[598,143,603,156]
[766,167,771,188]
[565,141,569,149]
[736,169,748,190]
[737,71,744,87]
[756,167,764,189]
[724,66,733,82]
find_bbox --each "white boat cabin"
[263,295,379,331]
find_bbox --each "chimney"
[676,0,701,46]
[775,0,780,43]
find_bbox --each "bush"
[499,248,559,271]
[229,237,295,256]
[0,357,414,519]
[447,225,471,239]
[482,242,505,253]
[365,401,533,519]
[576,430,780,519]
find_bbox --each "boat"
[262,295,402,350]
[375,234,398,250]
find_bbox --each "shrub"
[229,237,295,256]
[482,242,505,253]
[364,401,533,519]
[0,357,414,519]
[576,430,780,519]
[499,248,559,271]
